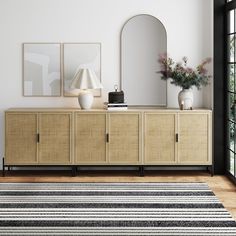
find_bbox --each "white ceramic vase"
[78,90,93,109]
[178,88,193,110]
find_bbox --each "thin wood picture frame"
[22,43,62,97]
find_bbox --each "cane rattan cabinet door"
[74,113,107,164]
[5,113,38,164]
[38,113,72,164]
[144,113,177,164]
[108,113,141,164]
[178,113,211,164]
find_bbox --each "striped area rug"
[0,182,235,235]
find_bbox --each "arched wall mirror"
[121,14,167,106]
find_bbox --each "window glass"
[227,8,236,178]
[230,10,234,34]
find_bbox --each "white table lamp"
[70,68,103,109]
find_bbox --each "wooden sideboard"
[3,108,212,176]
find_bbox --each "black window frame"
[225,0,236,183]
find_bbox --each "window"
[226,1,236,180]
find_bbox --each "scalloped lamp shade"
[70,68,103,109]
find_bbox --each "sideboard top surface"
[5,107,212,113]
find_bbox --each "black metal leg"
[72,166,77,177]
[207,165,214,176]
[210,165,214,177]
[2,157,5,177]
[139,166,144,177]
[76,166,79,176]
[8,166,10,171]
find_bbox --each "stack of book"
[104,102,128,110]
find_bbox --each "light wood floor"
[0,170,236,219]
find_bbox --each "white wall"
[0,0,213,168]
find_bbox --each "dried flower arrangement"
[157,54,212,89]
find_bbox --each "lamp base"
[78,90,93,109]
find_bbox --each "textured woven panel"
[75,113,106,163]
[5,113,38,164]
[109,114,140,163]
[145,113,176,163]
[178,114,208,163]
[38,114,71,164]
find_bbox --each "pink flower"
[186,67,193,73]
[158,53,168,63]
[204,57,212,64]
[199,67,207,75]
